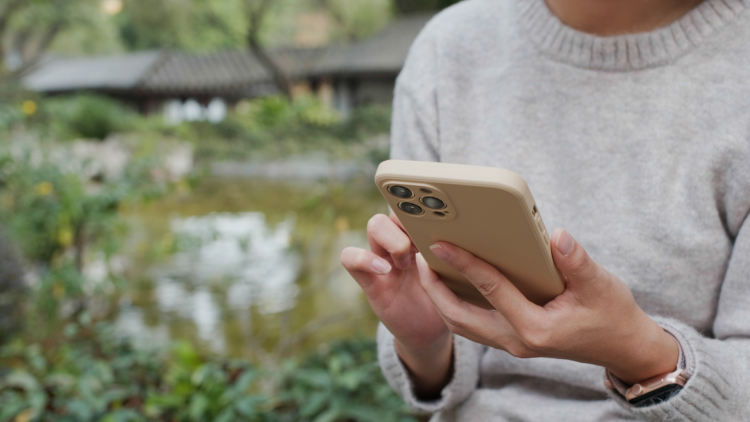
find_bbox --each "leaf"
[172,341,202,370]
[0,402,28,422]
[1,370,41,392]
[233,370,258,392]
[65,399,94,421]
[191,364,210,386]
[43,373,77,391]
[234,395,266,418]
[295,369,331,388]
[312,407,341,422]
[299,392,329,417]
[337,369,365,391]
[214,408,235,422]
[340,405,386,422]
[101,409,144,422]
[188,393,210,421]
[145,393,185,409]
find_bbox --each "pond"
[116,177,388,364]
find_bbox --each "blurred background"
[0,0,460,421]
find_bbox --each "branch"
[15,19,64,75]
[0,0,27,72]
[321,0,358,41]
[244,0,293,99]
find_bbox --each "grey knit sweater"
[377,0,750,421]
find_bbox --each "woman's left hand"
[419,228,679,385]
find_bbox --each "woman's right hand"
[340,213,453,397]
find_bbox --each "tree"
[319,0,392,41]
[114,0,246,53]
[0,0,99,76]
[243,0,293,99]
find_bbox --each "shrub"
[0,324,417,422]
[42,94,136,140]
[68,95,130,140]
[0,233,25,346]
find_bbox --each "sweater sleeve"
[605,214,750,421]
[377,323,485,414]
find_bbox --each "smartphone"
[375,160,564,309]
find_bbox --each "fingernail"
[430,244,451,262]
[372,258,391,274]
[415,253,425,269]
[400,254,412,269]
[556,230,575,256]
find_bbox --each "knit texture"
[378,0,750,420]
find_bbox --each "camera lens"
[421,197,445,210]
[388,185,412,199]
[399,202,423,215]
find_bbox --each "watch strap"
[605,328,690,405]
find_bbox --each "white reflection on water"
[117,212,300,353]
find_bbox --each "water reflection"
[117,178,386,359]
[168,212,300,315]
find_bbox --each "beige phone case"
[375,160,564,309]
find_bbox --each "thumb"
[550,229,604,288]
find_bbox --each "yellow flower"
[35,181,53,196]
[58,228,73,247]
[1,194,13,209]
[22,100,37,116]
[335,216,350,232]
[53,284,65,299]
[14,409,34,422]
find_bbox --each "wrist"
[607,318,679,385]
[395,334,453,398]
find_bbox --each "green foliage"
[0,323,416,422]
[0,143,175,342]
[41,94,136,140]
[0,82,31,131]
[170,96,391,162]
[110,0,393,53]
[114,0,247,53]
[1,0,102,73]
[274,341,416,422]
[66,95,129,140]
[0,150,159,266]
[0,233,26,346]
[323,0,393,42]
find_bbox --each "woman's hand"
[420,228,678,385]
[340,213,452,397]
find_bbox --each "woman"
[341,0,750,420]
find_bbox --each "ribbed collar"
[517,0,748,71]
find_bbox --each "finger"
[550,229,606,289]
[367,214,413,269]
[389,212,419,253]
[429,242,543,331]
[340,247,391,291]
[415,253,499,338]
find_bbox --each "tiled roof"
[22,14,433,96]
[311,13,433,76]
[23,51,161,93]
[134,48,324,97]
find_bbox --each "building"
[310,14,434,116]
[22,14,433,120]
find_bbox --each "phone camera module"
[421,197,445,210]
[388,185,413,199]
[399,202,423,215]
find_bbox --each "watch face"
[628,384,684,407]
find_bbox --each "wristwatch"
[625,368,690,406]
